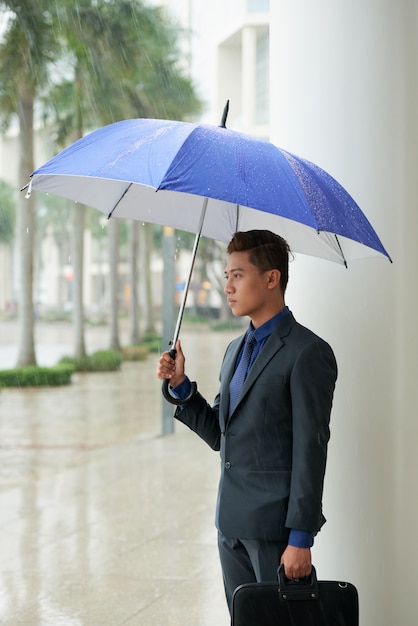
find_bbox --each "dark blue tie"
[229,330,256,416]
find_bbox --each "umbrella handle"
[161,379,197,405]
[161,348,198,406]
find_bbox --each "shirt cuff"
[288,529,314,548]
[170,377,192,400]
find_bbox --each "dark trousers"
[218,531,287,614]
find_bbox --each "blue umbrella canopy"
[26,117,391,266]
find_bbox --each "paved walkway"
[0,322,238,625]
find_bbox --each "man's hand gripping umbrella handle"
[161,348,197,405]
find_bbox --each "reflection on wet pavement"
[0,365,161,487]
[0,323,238,625]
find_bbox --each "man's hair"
[227,230,291,293]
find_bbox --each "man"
[157,230,337,614]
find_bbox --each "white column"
[393,3,418,624]
[270,2,417,625]
[241,25,257,131]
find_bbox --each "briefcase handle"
[277,564,319,601]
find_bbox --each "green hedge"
[59,350,122,372]
[142,333,162,353]
[0,364,74,388]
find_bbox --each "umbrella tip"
[219,100,230,128]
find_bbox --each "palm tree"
[0,0,201,364]
[107,218,120,351]
[128,220,140,345]
[0,1,55,366]
[45,0,201,352]
[140,223,157,336]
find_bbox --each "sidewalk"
[0,324,237,625]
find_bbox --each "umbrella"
[24,106,391,402]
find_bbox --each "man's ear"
[266,269,281,289]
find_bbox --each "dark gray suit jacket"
[174,312,337,542]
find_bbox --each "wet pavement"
[0,321,239,625]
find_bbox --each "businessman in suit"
[157,230,337,613]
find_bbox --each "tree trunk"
[108,218,120,351]
[141,223,156,335]
[72,66,87,358]
[16,92,36,367]
[72,203,86,358]
[128,220,140,345]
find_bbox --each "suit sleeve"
[174,390,222,451]
[285,338,337,533]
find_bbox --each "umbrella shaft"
[171,197,208,347]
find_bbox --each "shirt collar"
[249,306,290,342]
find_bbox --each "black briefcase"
[231,565,358,626]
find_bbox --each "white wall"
[155,2,417,622]
[158,0,252,123]
[270,2,417,624]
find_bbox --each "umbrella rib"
[107,183,133,219]
[333,234,348,268]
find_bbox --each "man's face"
[224,251,272,323]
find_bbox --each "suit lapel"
[227,313,295,420]
[219,334,245,427]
